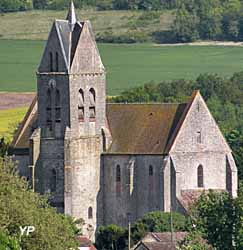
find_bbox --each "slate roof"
[55,19,83,68]
[106,103,187,154]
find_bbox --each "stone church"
[11,2,238,239]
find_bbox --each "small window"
[46,88,52,129]
[50,52,53,72]
[50,169,57,192]
[89,88,96,119]
[116,165,121,197]
[197,165,204,188]
[197,131,202,143]
[55,89,61,122]
[55,52,59,72]
[88,207,93,219]
[102,129,106,152]
[89,88,96,105]
[149,165,153,176]
[116,165,121,182]
[78,89,84,121]
[197,101,200,112]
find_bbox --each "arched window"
[55,52,59,72]
[78,89,84,121]
[50,169,57,192]
[89,88,96,120]
[102,129,106,152]
[50,52,53,72]
[116,165,121,196]
[46,88,52,130]
[116,165,121,182]
[149,165,154,191]
[88,207,93,219]
[55,89,61,122]
[197,165,204,188]
[149,165,153,176]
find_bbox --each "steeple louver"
[66,1,77,30]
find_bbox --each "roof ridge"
[106,102,187,105]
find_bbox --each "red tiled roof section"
[179,189,205,210]
[76,236,96,249]
[106,103,187,154]
[142,242,176,250]
[150,232,187,242]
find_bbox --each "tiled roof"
[12,93,202,154]
[139,242,176,250]
[148,232,187,242]
[76,236,96,250]
[11,100,189,154]
[179,189,225,210]
[106,103,187,154]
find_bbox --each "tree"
[0,157,79,250]
[172,4,199,42]
[0,231,20,250]
[178,231,213,250]
[95,224,127,250]
[189,191,235,250]
[131,211,187,245]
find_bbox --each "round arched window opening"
[149,165,153,176]
[88,207,93,219]
[197,165,204,188]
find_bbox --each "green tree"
[0,231,20,250]
[131,211,187,244]
[172,4,199,42]
[0,157,79,250]
[178,231,213,250]
[189,191,234,250]
[95,224,127,250]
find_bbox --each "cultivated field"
[0,107,28,142]
[1,40,243,95]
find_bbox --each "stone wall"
[102,154,164,227]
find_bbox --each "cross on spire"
[66,1,77,27]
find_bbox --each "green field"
[0,107,27,142]
[1,40,243,95]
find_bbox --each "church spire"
[66,1,77,28]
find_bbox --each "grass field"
[0,10,173,40]
[0,107,27,142]
[1,40,243,94]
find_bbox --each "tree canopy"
[0,157,79,250]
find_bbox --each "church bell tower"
[36,1,106,237]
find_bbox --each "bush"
[0,0,32,12]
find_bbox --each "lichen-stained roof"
[12,100,190,154]
[106,103,187,154]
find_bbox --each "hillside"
[0,9,173,40]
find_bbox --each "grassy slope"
[0,10,173,40]
[1,40,243,94]
[0,107,27,142]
